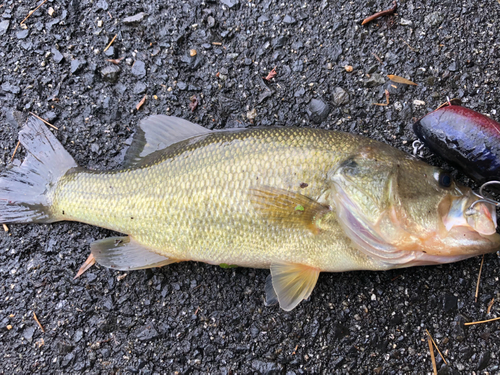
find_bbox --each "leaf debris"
[387,74,418,86]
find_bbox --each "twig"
[487,298,495,315]
[362,1,398,25]
[371,52,382,63]
[399,38,416,52]
[103,34,117,53]
[426,329,447,365]
[136,95,147,111]
[264,67,277,81]
[29,112,58,130]
[427,337,437,375]
[33,312,45,333]
[2,224,9,232]
[10,140,20,162]
[292,345,299,355]
[475,254,484,303]
[464,316,500,326]
[373,89,390,106]
[212,42,222,46]
[20,0,47,25]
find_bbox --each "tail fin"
[0,117,77,223]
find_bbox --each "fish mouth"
[334,187,500,268]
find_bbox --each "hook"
[468,181,500,212]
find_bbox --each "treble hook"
[412,140,424,156]
[468,181,500,212]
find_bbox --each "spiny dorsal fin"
[123,115,211,167]
[269,263,320,311]
[249,186,330,234]
[91,236,179,270]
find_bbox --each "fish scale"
[51,127,375,271]
[2,115,498,311]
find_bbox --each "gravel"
[1,0,500,373]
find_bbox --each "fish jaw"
[332,178,500,269]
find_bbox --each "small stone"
[16,29,29,39]
[123,12,147,25]
[96,0,108,10]
[1,82,21,94]
[451,315,466,342]
[448,61,458,72]
[246,108,257,121]
[52,48,64,63]
[133,82,147,95]
[70,59,86,74]
[207,16,215,28]
[177,81,187,90]
[90,143,99,153]
[384,52,399,65]
[477,351,491,371]
[23,326,35,342]
[97,20,103,27]
[307,99,330,124]
[443,293,458,312]
[104,46,115,57]
[399,18,412,26]
[413,99,426,106]
[131,60,146,78]
[283,15,296,24]
[48,7,55,16]
[345,65,353,72]
[333,87,349,106]
[136,325,159,341]
[189,49,197,57]
[0,20,10,36]
[101,65,121,82]
[425,11,444,27]
[220,0,239,8]
[251,360,283,373]
[364,73,385,88]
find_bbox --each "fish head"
[329,147,500,268]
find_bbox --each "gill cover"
[329,155,418,266]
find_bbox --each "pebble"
[207,16,215,28]
[220,0,239,8]
[1,82,21,94]
[251,359,283,373]
[283,15,296,24]
[123,12,147,25]
[131,60,146,78]
[16,29,29,39]
[70,59,86,74]
[333,87,349,106]
[177,81,187,90]
[425,11,444,27]
[133,82,147,95]
[400,18,413,26]
[101,65,121,82]
[52,48,64,63]
[477,351,491,371]
[307,99,330,124]
[443,293,458,312]
[364,73,385,88]
[136,325,159,341]
[0,20,10,35]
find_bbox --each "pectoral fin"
[249,186,330,234]
[91,236,179,270]
[269,263,320,311]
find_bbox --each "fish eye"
[438,171,453,188]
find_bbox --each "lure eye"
[438,171,453,188]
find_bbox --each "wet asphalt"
[1,0,500,373]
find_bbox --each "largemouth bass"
[2,115,499,310]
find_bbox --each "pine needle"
[33,312,45,333]
[475,254,485,303]
[426,329,447,365]
[427,337,437,375]
[464,316,500,326]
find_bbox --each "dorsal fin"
[123,115,211,167]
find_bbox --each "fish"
[1,115,499,311]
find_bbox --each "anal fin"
[269,263,320,311]
[91,236,179,270]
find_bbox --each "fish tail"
[0,117,77,223]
